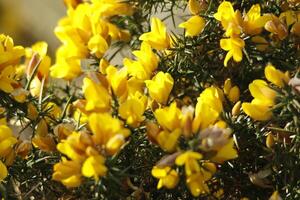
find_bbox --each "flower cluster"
[50,0,133,80]
[0,0,299,199]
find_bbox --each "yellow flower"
[265,64,289,88]
[132,42,159,75]
[186,162,216,197]
[139,17,170,50]
[243,4,271,35]
[154,102,182,131]
[242,103,273,121]
[0,34,25,67]
[211,138,238,163]
[269,191,282,200]
[220,36,245,67]
[242,80,276,121]
[0,65,17,93]
[87,34,109,58]
[82,154,107,180]
[175,151,203,176]
[0,160,8,181]
[119,92,147,127]
[57,132,93,162]
[99,58,110,74]
[0,125,18,158]
[50,54,82,80]
[179,16,205,37]
[52,159,82,187]
[188,0,201,15]
[156,129,181,152]
[91,0,134,18]
[223,78,240,103]
[27,41,51,78]
[106,65,128,100]
[82,77,111,112]
[145,72,174,104]
[264,16,288,40]
[192,86,223,132]
[44,102,62,121]
[88,113,130,155]
[214,1,242,37]
[291,22,300,36]
[151,166,179,189]
[279,10,298,27]
[32,120,56,152]
[249,80,276,106]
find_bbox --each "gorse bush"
[0,0,300,199]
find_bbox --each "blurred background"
[0,0,65,56]
[0,0,185,60]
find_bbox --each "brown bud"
[266,133,275,148]
[16,140,32,159]
[146,121,160,144]
[156,152,181,168]
[249,168,272,188]
[54,123,74,141]
[265,17,288,40]
[232,101,241,116]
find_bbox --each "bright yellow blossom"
[186,162,216,197]
[50,53,81,80]
[87,34,109,58]
[145,72,174,104]
[156,129,181,152]
[124,42,159,81]
[0,34,25,67]
[0,65,18,93]
[242,103,273,121]
[151,166,179,189]
[179,16,205,37]
[214,1,242,37]
[175,151,203,176]
[57,131,93,162]
[106,65,128,100]
[119,92,147,127]
[265,64,290,88]
[220,36,245,67]
[52,159,82,187]
[139,17,170,50]
[0,125,18,158]
[211,138,238,163]
[91,0,134,18]
[154,102,182,131]
[193,86,223,132]
[223,78,240,103]
[243,4,271,35]
[123,58,150,80]
[0,160,8,181]
[132,42,159,74]
[242,80,276,121]
[248,80,276,106]
[88,113,130,155]
[82,154,107,180]
[82,77,111,112]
